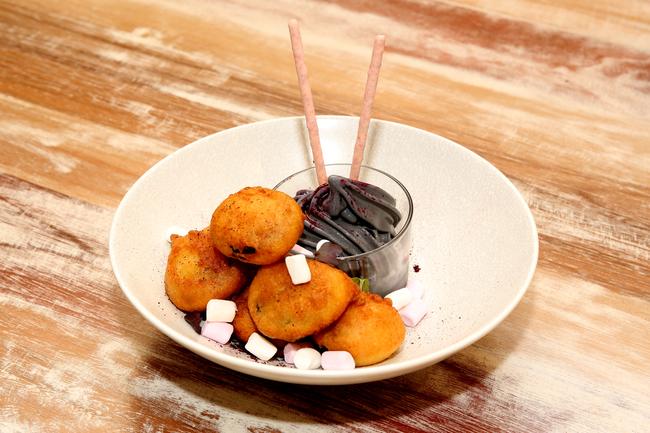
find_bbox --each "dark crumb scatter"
[229,338,243,350]
[184,312,203,334]
[413,264,421,272]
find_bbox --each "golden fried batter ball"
[165,228,248,312]
[313,291,405,366]
[247,260,356,342]
[232,288,286,348]
[210,187,304,265]
[232,288,257,343]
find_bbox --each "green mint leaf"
[351,277,371,293]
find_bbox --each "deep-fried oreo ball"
[247,260,356,342]
[210,187,303,265]
[313,291,405,366]
[164,228,248,311]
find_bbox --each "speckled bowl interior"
[109,116,538,385]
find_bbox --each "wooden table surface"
[2,0,649,431]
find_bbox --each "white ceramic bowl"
[109,116,538,385]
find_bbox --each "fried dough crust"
[210,187,303,265]
[232,288,286,348]
[232,288,257,343]
[313,291,405,366]
[164,228,248,311]
[247,260,356,342]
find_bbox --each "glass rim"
[273,163,414,261]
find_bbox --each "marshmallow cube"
[399,299,428,327]
[406,278,425,299]
[206,299,237,322]
[285,254,311,285]
[245,332,277,361]
[321,351,356,370]
[201,322,234,344]
[283,342,311,364]
[316,239,330,251]
[385,288,414,311]
[293,348,322,370]
[290,244,314,258]
[165,226,188,242]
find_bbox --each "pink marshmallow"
[201,322,234,344]
[321,351,355,370]
[399,299,428,327]
[406,278,424,299]
[290,244,314,258]
[283,342,311,364]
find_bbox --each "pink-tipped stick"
[288,19,327,185]
[350,35,385,180]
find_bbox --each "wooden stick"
[288,19,327,185]
[350,35,385,180]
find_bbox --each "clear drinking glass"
[274,164,413,296]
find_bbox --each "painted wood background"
[1,0,649,431]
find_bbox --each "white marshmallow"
[293,348,321,370]
[385,287,414,311]
[316,239,329,251]
[201,322,233,344]
[399,299,428,327]
[206,299,237,322]
[406,278,425,299]
[244,332,277,361]
[285,254,311,285]
[283,342,311,364]
[165,226,188,242]
[290,244,314,258]
[321,351,356,370]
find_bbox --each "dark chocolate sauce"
[184,312,203,334]
[295,175,401,256]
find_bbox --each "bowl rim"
[273,162,414,261]
[109,115,539,384]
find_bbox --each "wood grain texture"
[1,0,649,431]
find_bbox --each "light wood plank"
[1,0,649,431]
